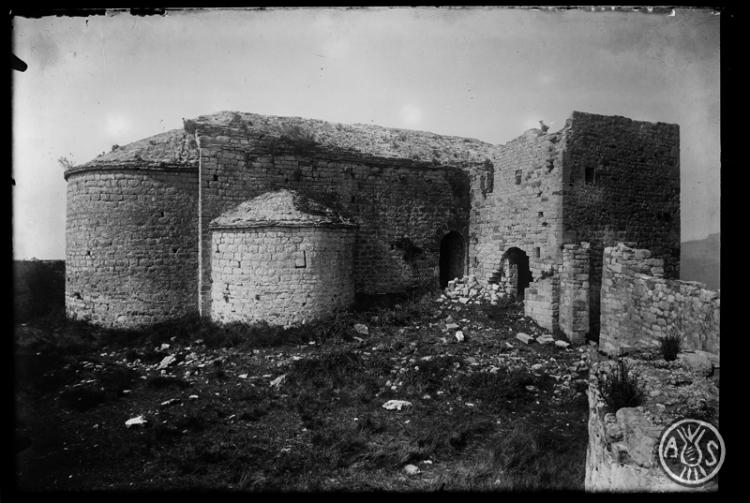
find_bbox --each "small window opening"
[515,170,522,185]
[535,247,541,259]
[212,174,219,182]
[295,250,307,268]
[538,211,544,218]
[585,165,595,185]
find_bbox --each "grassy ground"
[14,293,590,491]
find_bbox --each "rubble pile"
[438,275,509,306]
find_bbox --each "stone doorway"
[498,247,533,298]
[439,231,465,288]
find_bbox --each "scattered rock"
[446,323,460,331]
[531,363,543,371]
[677,351,714,377]
[160,398,180,407]
[188,395,198,400]
[354,323,369,336]
[555,340,570,349]
[125,415,148,428]
[516,333,533,344]
[536,335,555,345]
[157,355,177,370]
[382,400,412,411]
[238,374,248,379]
[455,331,465,342]
[404,464,421,475]
[160,343,170,351]
[270,374,286,387]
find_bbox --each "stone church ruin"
[61,109,723,491]
[64,110,682,344]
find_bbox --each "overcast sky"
[12,7,720,260]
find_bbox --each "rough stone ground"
[15,293,590,491]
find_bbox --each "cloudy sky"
[12,7,720,260]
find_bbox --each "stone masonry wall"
[468,128,565,287]
[600,243,720,356]
[210,226,355,326]
[194,117,470,315]
[65,168,199,327]
[523,276,559,332]
[562,112,680,338]
[560,242,591,344]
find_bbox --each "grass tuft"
[599,359,643,412]
[660,332,681,361]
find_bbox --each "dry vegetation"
[15,270,589,491]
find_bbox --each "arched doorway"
[493,247,533,298]
[439,231,465,288]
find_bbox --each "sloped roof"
[76,129,199,167]
[210,189,356,229]
[191,111,497,166]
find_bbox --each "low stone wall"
[210,226,355,326]
[600,243,720,356]
[585,354,719,492]
[559,242,590,344]
[524,276,559,332]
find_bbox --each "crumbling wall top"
[65,129,200,179]
[210,189,357,230]
[189,111,498,167]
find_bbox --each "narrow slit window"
[585,165,595,185]
[515,170,522,185]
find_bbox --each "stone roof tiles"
[191,111,498,166]
[210,189,356,229]
[76,128,199,168]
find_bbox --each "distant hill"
[680,233,720,290]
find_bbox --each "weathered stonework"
[523,276,559,332]
[209,190,356,326]
[559,242,591,344]
[585,355,719,492]
[64,110,682,332]
[64,129,199,327]
[469,128,565,294]
[562,113,680,338]
[192,112,472,316]
[600,243,720,356]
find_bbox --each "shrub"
[660,332,681,361]
[599,359,643,412]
